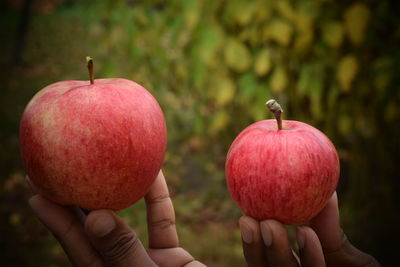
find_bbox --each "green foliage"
[1,0,399,266]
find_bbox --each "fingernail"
[296,226,306,250]
[239,221,253,243]
[260,221,272,246]
[91,212,116,237]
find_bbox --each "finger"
[260,220,299,267]
[144,170,179,248]
[310,192,381,267]
[238,216,266,267]
[309,192,342,250]
[85,210,156,267]
[296,226,325,267]
[29,195,101,267]
[147,247,194,267]
[25,175,37,193]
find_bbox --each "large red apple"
[19,58,167,210]
[226,100,339,224]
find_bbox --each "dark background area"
[1,0,399,266]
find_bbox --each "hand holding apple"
[20,57,167,211]
[226,99,339,224]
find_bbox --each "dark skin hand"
[28,171,205,267]
[239,192,381,267]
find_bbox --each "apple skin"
[20,78,167,211]
[226,119,339,225]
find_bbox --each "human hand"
[28,171,205,267]
[239,192,381,267]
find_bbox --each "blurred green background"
[1,0,399,266]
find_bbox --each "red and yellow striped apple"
[19,58,166,210]
[226,100,339,224]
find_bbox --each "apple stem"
[86,56,94,85]
[266,99,283,130]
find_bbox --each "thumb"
[85,210,156,267]
[310,192,380,267]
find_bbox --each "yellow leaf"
[344,3,370,46]
[249,104,267,121]
[264,19,293,46]
[224,39,252,72]
[210,111,230,135]
[337,55,359,92]
[224,1,256,27]
[294,31,313,52]
[295,11,314,31]
[175,63,188,79]
[323,22,344,48]
[275,0,295,22]
[254,0,272,22]
[235,3,255,26]
[254,49,272,76]
[9,213,21,225]
[183,1,201,30]
[293,11,314,52]
[215,77,236,107]
[270,67,288,93]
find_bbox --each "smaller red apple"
[225,100,339,225]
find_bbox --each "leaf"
[337,55,359,92]
[235,2,255,26]
[238,73,259,102]
[214,77,236,107]
[254,0,272,22]
[338,116,352,135]
[293,8,315,52]
[254,49,272,76]
[224,0,256,26]
[224,38,252,72]
[372,57,393,92]
[263,19,293,46]
[249,89,269,121]
[385,101,399,122]
[183,0,201,30]
[174,63,188,80]
[270,66,288,93]
[297,63,324,119]
[374,72,390,92]
[327,85,339,110]
[298,63,324,94]
[344,3,370,46]
[322,22,344,48]
[275,0,295,22]
[294,30,313,52]
[209,111,230,135]
[198,24,224,64]
[9,213,21,225]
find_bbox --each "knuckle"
[323,230,349,254]
[324,233,381,267]
[54,217,78,241]
[149,218,175,229]
[147,194,170,205]
[102,231,139,263]
[364,255,381,267]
